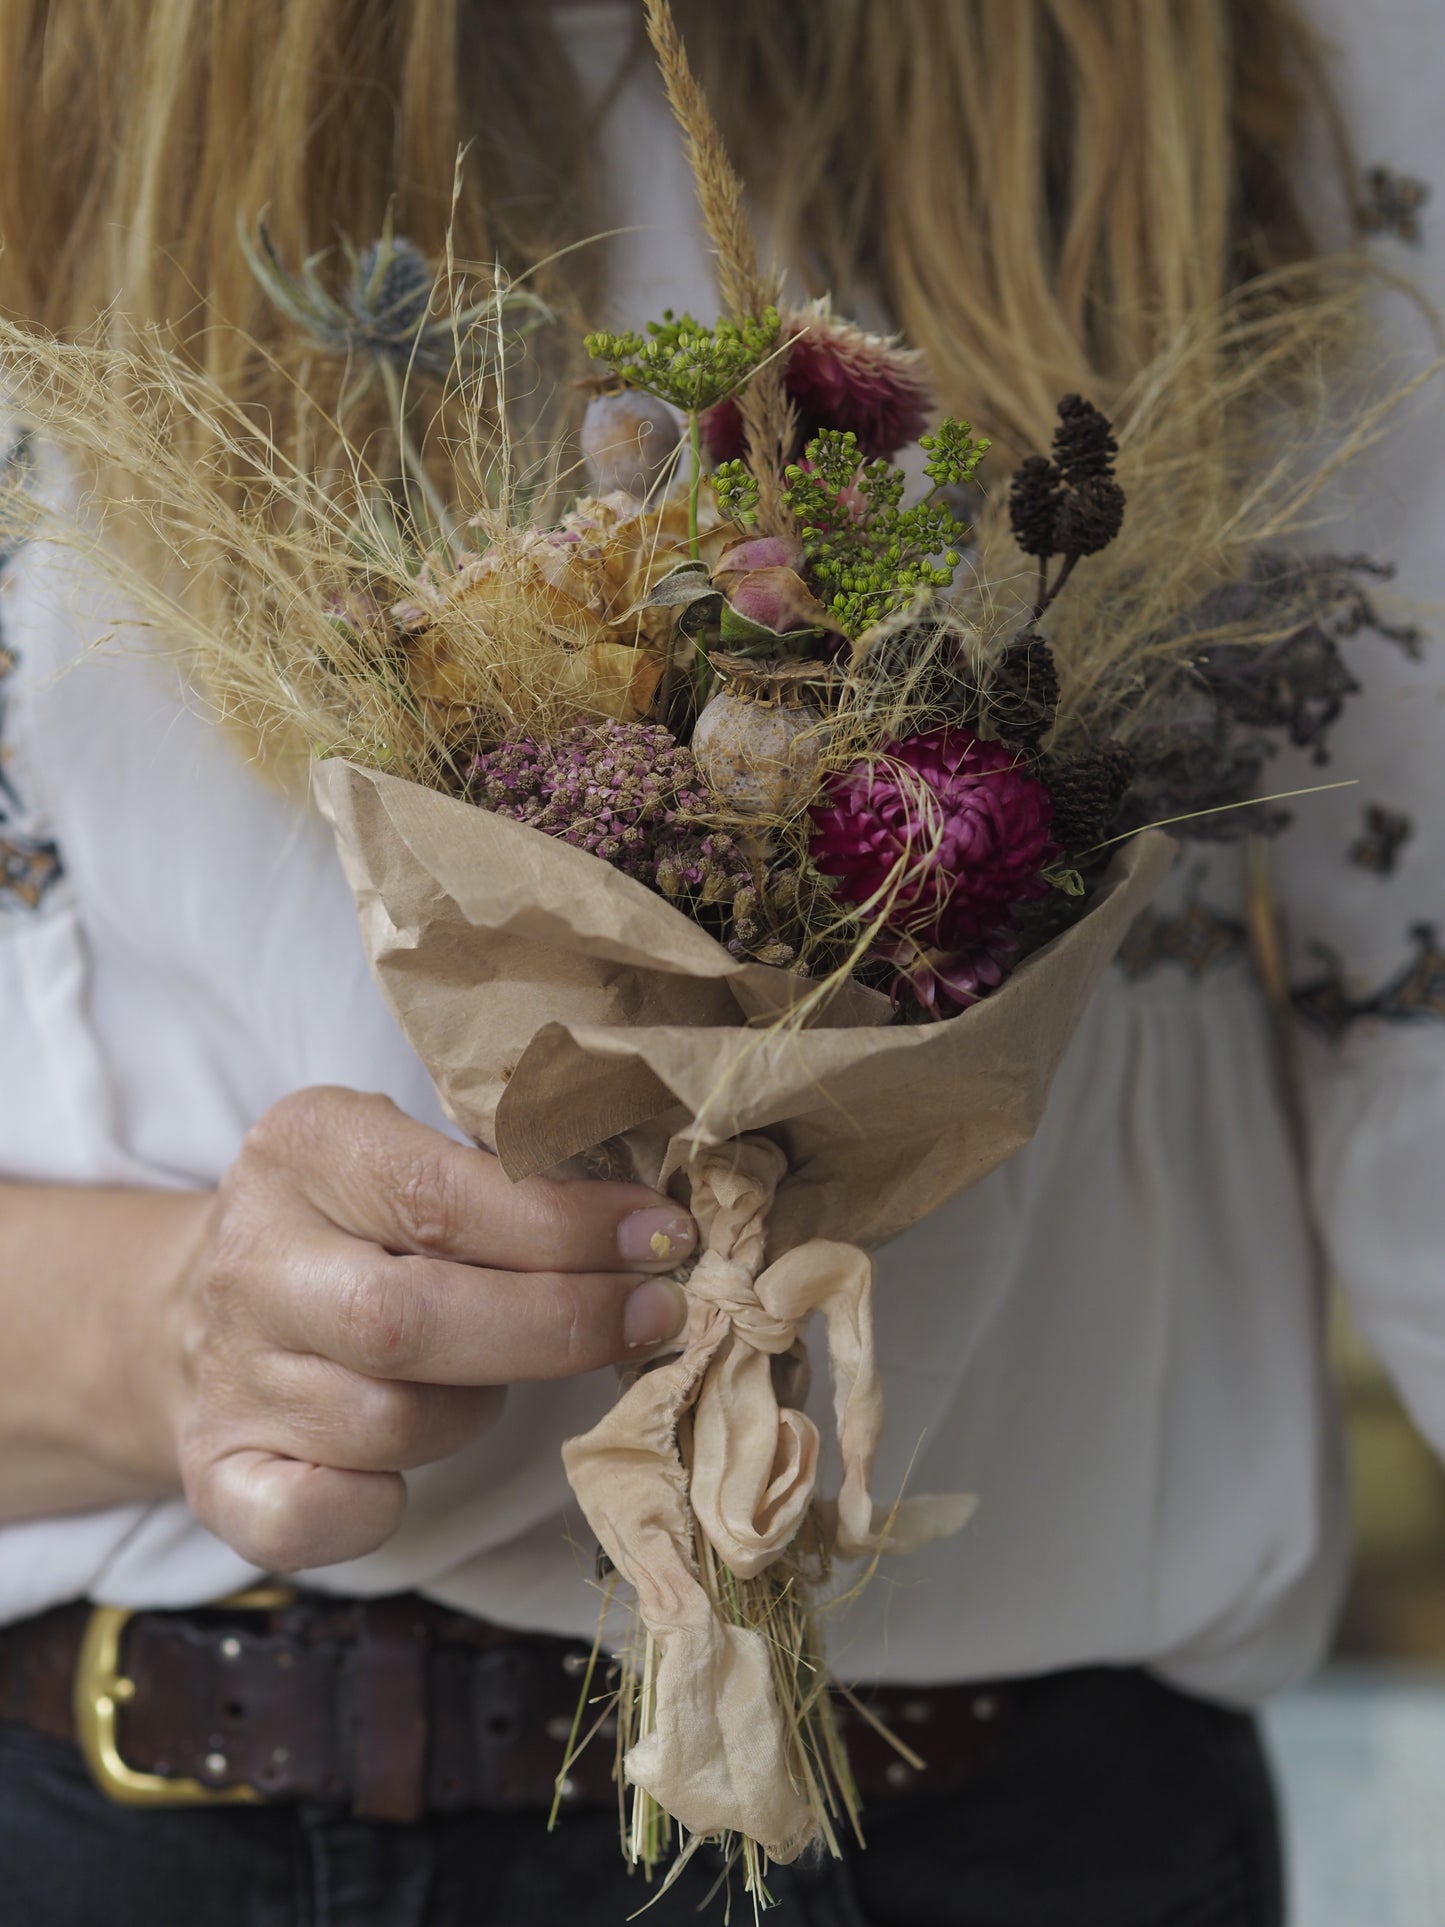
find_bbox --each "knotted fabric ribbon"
[561,1135,974,1861]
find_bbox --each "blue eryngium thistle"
[240,219,548,381]
[345,238,440,367]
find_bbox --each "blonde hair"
[683,0,1348,454]
[0,0,600,454]
[0,0,1347,459]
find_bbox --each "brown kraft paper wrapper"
[314,757,1174,1858]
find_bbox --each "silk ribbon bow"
[561,1135,973,1860]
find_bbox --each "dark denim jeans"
[0,1668,1284,1927]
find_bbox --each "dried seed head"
[1008,456,1061,560]
[1051,394,1119,485]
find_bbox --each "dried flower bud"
[1051,474,1126,558]
[581,391,683,500]
[766,868,800,911]
[1051,394,1119,485]
[753,940,797,968]
[726,566,831,635]
[1008,455,1061,560]
[1038,743,1136,851]
[714,536,805,585]
[986,632,1061,751]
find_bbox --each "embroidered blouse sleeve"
[0,436,64,918]
[1269,0,1445,1459]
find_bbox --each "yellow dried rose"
[402,491,737,730]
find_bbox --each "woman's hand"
[1,1088,693,1569]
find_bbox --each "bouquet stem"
[559,1493,865,1905]
[686,409,703,562]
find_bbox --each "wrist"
[91,1188,211,1497]
[4,1184,209,1513]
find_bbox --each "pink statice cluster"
[470,722,704,876]
[469,721,749,901]
[809,728,1058,1013]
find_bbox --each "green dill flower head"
[782,426,976,639]
[584,308,781,415]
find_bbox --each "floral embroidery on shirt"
[1292,924,1445,1038]
[1116,896,1249,981]
[0,432,63,916]
[1357,166,1431,245]
[1349,804,1414,876]
[1115,553,1422,852]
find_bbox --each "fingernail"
[618,1208,696,1267]
[624,1279,688,1350]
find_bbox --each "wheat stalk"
[642,0,762,317]
[642,0,796,536]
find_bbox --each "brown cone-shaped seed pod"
[1008,455,1062,559]
[986,632,1061,751]
[1051,394,1119,484]
[1052,474,1126,558]
[1038,742,1136,851]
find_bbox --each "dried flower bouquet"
[299,3,1179,1890]
[0,0,1423,1905]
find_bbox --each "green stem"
[687,410,711,710]
[686,409,702,561]
[378,355,463,560]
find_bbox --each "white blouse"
[2,0,1442,1704]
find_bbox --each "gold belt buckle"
[73,1585,296,1808]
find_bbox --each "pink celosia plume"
[703,300,933,465]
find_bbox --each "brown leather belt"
[0,1590,1013,1822]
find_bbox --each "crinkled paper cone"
[313,757,1174,1855]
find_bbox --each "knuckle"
[181,1452,302,1571]
[199,1214,259,1313]
[237,1093,308,1169]
[335,1264,431,1375]
[546,1273,619,1376]
[241,1087,391,1171]
[388,1153,463,1254]
[515,1181,582,1269]
[353,1381,428,1466]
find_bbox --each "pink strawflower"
[809,728,1057,1009]
[702,299,933,464]
[876,931,1018,1015]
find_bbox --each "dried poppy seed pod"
[691,657,835,817]
[581,391,684,500]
